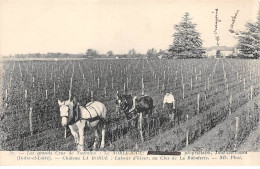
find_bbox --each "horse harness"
[121,99,131,112]
[60,102,101,125]
[84,102,101,122]
[120,96,139,121]
[120,95,147,113]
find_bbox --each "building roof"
[206,46,234,51]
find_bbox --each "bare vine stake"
[234,117,239,142]
[181,74,184,85]
[142,77,144,95]
[46,90,48,100]
[147,117,150,137]
[126,77,129,89]
[97,77,100,89]
[124,83,126,95]
[29,106,33,136]
[69,90,71,100]
[250,70,252,81]
[250,85,253,100]
[224,72,227,84]
[167,75,170,86]
[243,78,246,91]
[5,89,7,100]
[229,94,232,115]
[25,89,27,99]
[111,77,114,89]
[87,83,90,93]
[91,91,94,102]
[208,78,210,90]
[182,84,185,99]
[186,130,189,146]
[226,84,229,96]
[54,82,56,94]
[104,85,107,96]
[197,94,200,114]
[129,74,131,85]
[139,113,144,142]
[174,75,177,88]
[157,77,160,90]
[69,76,73,94]
[190,77,193,91]
[164,71,166,81]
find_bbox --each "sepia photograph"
[0,0,260,166]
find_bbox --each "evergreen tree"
[237,15,260,58]
[169,12,205,59]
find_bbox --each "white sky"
[0,0,259,56]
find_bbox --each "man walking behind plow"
[163,92,175,122]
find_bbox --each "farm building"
[157,49,168,59]
[206,46,238,58]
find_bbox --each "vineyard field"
[0,58,259,151]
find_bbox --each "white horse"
[58,98,107,151]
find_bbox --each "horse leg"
[138,112,144,142]
[100,123,106,148]
[93,129,99,150]
[69,125,79,145]
[77,120,86,151]
[146,112,150,138]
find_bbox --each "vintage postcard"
[0,0,260,166]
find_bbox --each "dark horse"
[115,94,154,142]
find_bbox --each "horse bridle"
[118,98,130,112]
[60,104,71,118]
